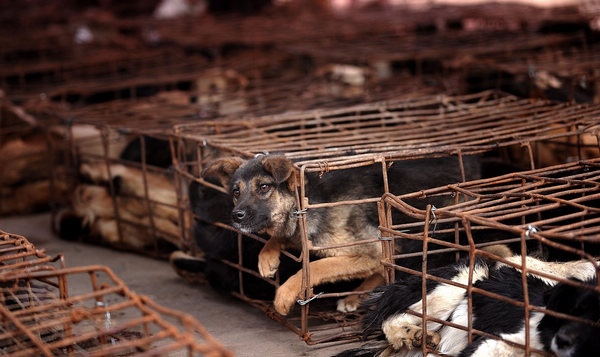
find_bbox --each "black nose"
[232,210,246,222]
[555,329,574,349]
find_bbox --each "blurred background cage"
[170,90,600,344]
[0,93,71,217]
[0,229,232,357]
[376,158,600,355]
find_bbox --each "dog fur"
[338,253,599,357]
[202,154,481,315]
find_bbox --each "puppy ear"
[202,157,245,188]
[261,155,299,192]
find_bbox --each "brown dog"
[203,154,479,315]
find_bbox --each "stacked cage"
[170,91,600,343]
[0,229,232,356]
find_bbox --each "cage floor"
[0,213,361,356]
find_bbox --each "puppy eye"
[259,184,271,193]
[232,188,240,198]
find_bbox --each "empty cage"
[0,230,233,357]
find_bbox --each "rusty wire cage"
[376,158,600,356]
[0,230,233,357]
[170,90,600,344]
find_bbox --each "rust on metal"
[0,230,232,356]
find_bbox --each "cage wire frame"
[170,90,600,344]
[377,158,600,356]
[0,230,233,357]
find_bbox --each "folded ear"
[261,155,299,192]
[202,157,245,188]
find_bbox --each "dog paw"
[274,276,301,315]
[410,329,441,350]
[384,324,440,351]
[258,249,280,278]
[336,295,361,313]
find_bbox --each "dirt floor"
[0,212,363,357]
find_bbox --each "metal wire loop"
[526,224,539,238]
[297,291,324,306]
[378,231,392,241]
[430,205,438,236]
[293,209,307,218]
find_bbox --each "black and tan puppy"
[203,154,480,315]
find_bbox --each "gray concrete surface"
[0,213,361,357]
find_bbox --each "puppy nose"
[232,210,246,221]
[555,329,575,349]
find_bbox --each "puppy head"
[541,279,600,357]
[203,154,299,236]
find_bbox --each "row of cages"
[0,229,232,356]
[1,0,600,108]
[4,79,600,347]
[2,2,600,352]
[4,89,600,346]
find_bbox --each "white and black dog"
[337,252,600,357]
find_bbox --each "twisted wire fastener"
[525,224,539,238]
[293,209,307,218]
[430,206,438,236]
[254,151,270,158]
[96,301,116,344]
[378,231,392,241]
[297,291,324,306]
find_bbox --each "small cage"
[0,230,233,357]
[171,91,599,344]
[375,159,600,356]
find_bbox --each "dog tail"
[361,283,416,338]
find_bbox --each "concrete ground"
[0,212,362,357]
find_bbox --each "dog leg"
[274,255,379,315]
[337,272,385,312]
[258,237,282,278]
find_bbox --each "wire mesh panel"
[373,159,600,356]
[174,90,599,167]
[0,230,233,357]
[170,91,600,344]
